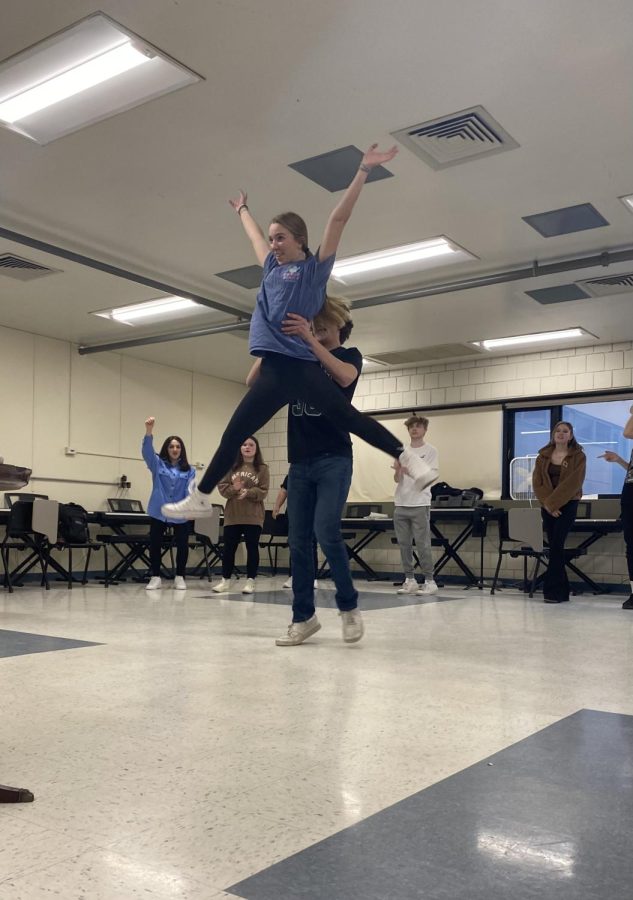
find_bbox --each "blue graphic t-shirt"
[249,251,335,361]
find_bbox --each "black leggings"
[149,518,190,576]
[199,354,402,494]
[222,524,262,579]
[621,483,633,581]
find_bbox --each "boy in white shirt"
[393,415,440,595]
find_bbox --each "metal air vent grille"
[0,254,60,281]
[392,105,519,169]
[579,273,633,297]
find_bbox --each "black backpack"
[431,482,484,508]
[58,503,90,544]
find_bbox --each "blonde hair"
[313,295,353,341]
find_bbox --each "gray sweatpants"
[393,506,433,580]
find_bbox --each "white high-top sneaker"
[212,578,230,593]
[146,576,162,591]
[242,578,255,594]
[397,578,418,594]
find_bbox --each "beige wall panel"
[70,351,122,457]
[32,336,73,480]
[0,325,34,466]
[349,420,402,503]
[349,409,502,502]
[120,356,192,459]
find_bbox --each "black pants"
[621,483,633,581]
[149,518,190,576]
[198,354,403,494]
[541,500,578,601]
[222,524,262,579]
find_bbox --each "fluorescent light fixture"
[93,296,203,326]
[471,327,595,351]
[0,13,202,143]
[619,194,633,213]
[0,42,150,123]
[332,237,476,285]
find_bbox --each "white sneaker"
[276,615,321,646]
[340,609,364,643]
[146,576,162,591]
[283,577,292,589]
[242,578,255,594]
[314,579,319,589]
[212,578,230,593]
[417,580,438,595]
[161,484,214,521]
[173,576,187,590]
[397,578,418,594]
[398,448,435,491]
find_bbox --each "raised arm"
[229,190,269,266]
[142,417,159,474]
[318,143,398,261]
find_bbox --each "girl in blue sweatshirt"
[143,416,195,590]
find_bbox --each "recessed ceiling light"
[332,237,476,285]
[93,296,204,326]
[0,13,202,144]
[619,194,633,213]
[470,327,595,351]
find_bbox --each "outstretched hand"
[361,142,398,170]
[598,451,619,463]
[228,190,247,212]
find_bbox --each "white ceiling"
[2,0,633,383]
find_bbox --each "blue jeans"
[287,455,358,622]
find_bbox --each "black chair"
[4,492,48,508]
[259,510,289,575]
[490,508,547,596]
[1,500,49,593]
[33,499,103,589]
[191,506,224,581]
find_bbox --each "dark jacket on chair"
[532,445,586,512]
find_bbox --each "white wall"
[0,324,246,511]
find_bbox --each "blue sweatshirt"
[142,434,195,523]
[249,251,335,360]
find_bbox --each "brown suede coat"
[532,444,586,512]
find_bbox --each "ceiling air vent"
[370,344,484,367]
[578,273,633,297]
[392,105,519,169]
[0,254,60,281]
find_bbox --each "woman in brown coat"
[532,421,586,603]
[212,436,269,596]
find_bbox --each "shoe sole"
[276,621,322,646]
[343,629,364,644]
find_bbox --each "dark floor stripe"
[228,709,633,900]
[0,630,102,658]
